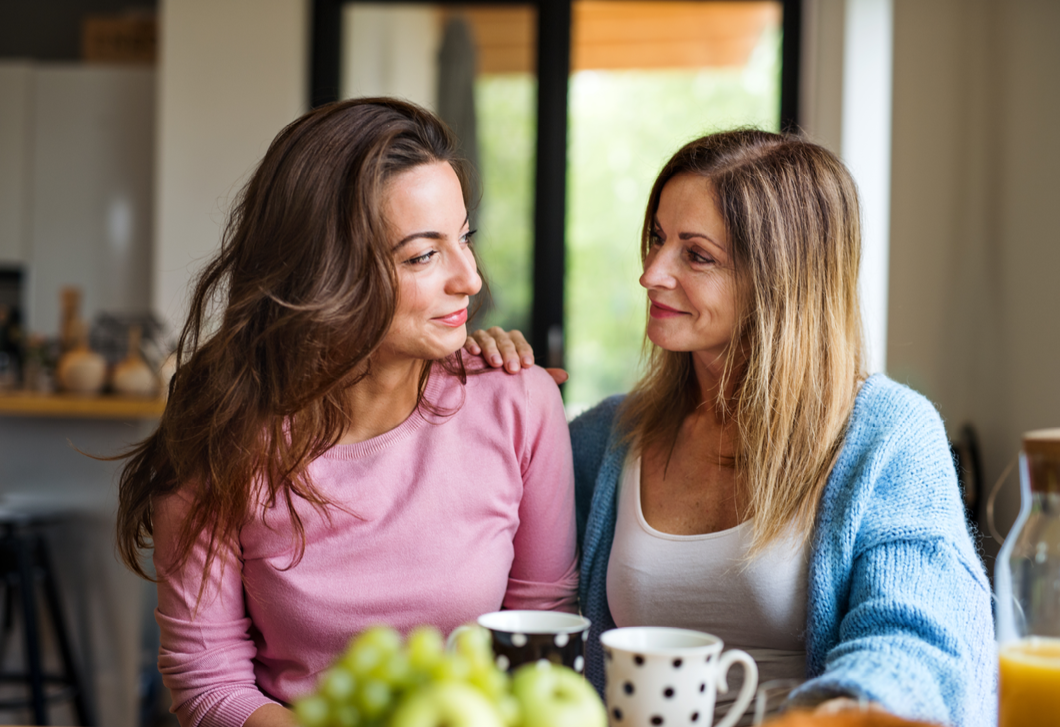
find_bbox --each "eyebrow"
[652,217,724,251]
[393,215,470,252]
[678,231,722,248]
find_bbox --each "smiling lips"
[649,301,687,319]
[434,308,469,327]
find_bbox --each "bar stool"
[0,511,95,726]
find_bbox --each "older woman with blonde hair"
[469,129,994,726]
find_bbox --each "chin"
[645,327,687,353]
[425,330,468,361]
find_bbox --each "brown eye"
[687,248,714,265]
[406,250,437,265]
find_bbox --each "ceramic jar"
[56,319,106,394]
[111,325,158,397]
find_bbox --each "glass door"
[313,0,795,408]
[564,0,783,411]
[337,3,538,333]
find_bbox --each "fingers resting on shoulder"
[463,327,568,385]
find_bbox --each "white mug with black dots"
[600,627,758,727]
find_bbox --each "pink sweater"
[152,363,579,727]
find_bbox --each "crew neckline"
[320,368,450,461]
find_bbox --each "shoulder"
[838,374,953,482]
[569,395,626,477]
[822,374,966,547]
[569,395,625,441]
[845,374,946,446]
[457,359,565,415]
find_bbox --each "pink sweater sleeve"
[503,366,580,613]
[153,489,279,727]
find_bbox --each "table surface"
[0,390,166,419]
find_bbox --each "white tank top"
[607,454,809,724]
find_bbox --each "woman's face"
[640,174,740,370]
[376,161,482,366]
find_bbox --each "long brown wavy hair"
[116,98,473,583]
[620,129,866,554]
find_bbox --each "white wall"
[29,66,156,335]
[0,64,154,333]
[342,4,440,108]
[887,0,1060,558]
[153,0,309,334]
[799,0,845,156]
[800,0,893,376]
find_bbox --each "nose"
[446,245,482,297]
[639,244,678,290]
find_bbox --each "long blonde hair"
[620,130,866,553]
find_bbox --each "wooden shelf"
[0,391,165,419]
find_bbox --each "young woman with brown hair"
[116,98,578,727]
[469,130,994,726]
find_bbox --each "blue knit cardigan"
[572,375,996,727]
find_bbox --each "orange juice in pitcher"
[998,638,1060,727]
[995,430,1060,727]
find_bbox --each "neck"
[691,350,736,414]
[338,357,426,444]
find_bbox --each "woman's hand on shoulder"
[464,327,568,384]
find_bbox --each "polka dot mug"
[454,610,592,674]
[600,626,758,727]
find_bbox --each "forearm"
[245,704,297,727]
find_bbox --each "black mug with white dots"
[472,610,592,674]
[600,627,758,727]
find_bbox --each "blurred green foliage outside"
[472,25,780,414]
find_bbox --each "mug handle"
[713,648,759,727]
[445,624,473,651]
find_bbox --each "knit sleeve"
[502,365,580,613]
[796,379,995,727]
[153,489,280,727]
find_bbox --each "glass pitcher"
[994,428,1060,727]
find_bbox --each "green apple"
[389,682,505,727]
[511,661,607,727]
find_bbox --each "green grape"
[321,667,357,703]
[453,626,493,666]
[389,682,505,727]
[495,694,521,727]
[405,626,445,672]
[331,703,360,727]
[343,640,382,676]
[293,695,330,727]
[431,652,471,682]
[468,665,510,702]
[357,626,402,656]
[356,678,393,719]
[372,649,413,687]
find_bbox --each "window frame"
[310,0,800,369]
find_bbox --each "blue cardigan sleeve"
[796,377,996,727]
